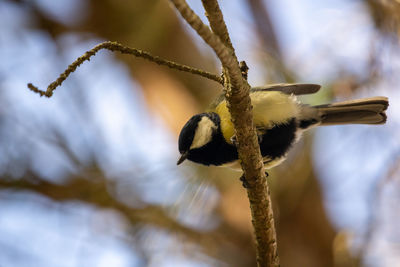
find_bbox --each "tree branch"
[170,0,279,266]
[27,41,223,97]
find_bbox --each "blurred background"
[1,0,400,266]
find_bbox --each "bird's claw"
[239,175,249,188]
[240,172,269,188]
[231,134,262,146]
[230,135,238,146]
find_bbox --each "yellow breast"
[214,91,300,143]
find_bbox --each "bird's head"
[177,113,219,165]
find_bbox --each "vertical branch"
[170,0,279,266]
[201,0,234,49]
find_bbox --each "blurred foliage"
[1,0,400,266]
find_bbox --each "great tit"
[177,84,388,170]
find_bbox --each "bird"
[176,84,389,170]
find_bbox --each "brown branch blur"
[246,0,295,82]
[247,0,281,59]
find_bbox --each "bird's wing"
[251,83,321,95]
[213,90,301,143]
[208,84,321,111]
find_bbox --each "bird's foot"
[239,61,249,80]
[230,135,238,146]
[231,134,262,146]
[239,175,249,188]
[240,172,269,188]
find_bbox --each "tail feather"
[314,97,389,125]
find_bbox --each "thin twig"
[170,0,279,266]
[169,0,241,88]
[27,41,223,97]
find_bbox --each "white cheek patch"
[190,116,217,149]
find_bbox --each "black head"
[177,113,220,165]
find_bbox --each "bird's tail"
[314,96,389,125]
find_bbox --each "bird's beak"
[177,151,189,165]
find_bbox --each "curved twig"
[27,41,223,97]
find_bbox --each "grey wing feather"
[251,83,321,95]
